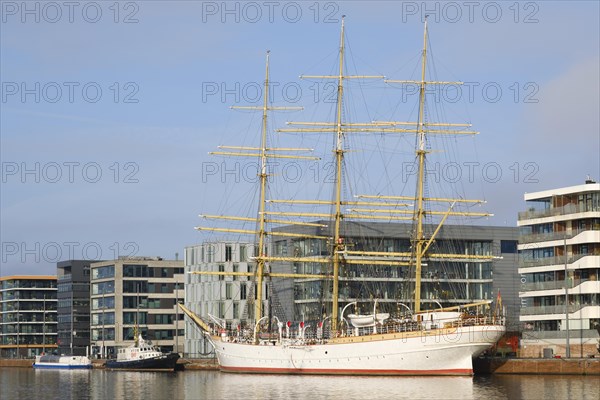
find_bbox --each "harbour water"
[1,369,598,400]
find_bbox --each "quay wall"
[0,359,33,368]
[2,357,597,375]
[474,358,600,375]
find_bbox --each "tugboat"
[105,333,180,372]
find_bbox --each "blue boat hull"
[33,355,92,369]
[33,364,92,369]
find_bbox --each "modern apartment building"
[89,257,185,358]
[518,180,600,357]
[0,275,57,358]
[184,242,257,357]
[56,260,95,356]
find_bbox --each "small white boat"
[33,354,92,369]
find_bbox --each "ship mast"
[194,52,319,331]
[255,51,271,323]
[381,17,491,313]
[413,18,429,314]
[331,15,346,332]
[279,16,385,331]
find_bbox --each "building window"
[146,298,162,309]
[123,296,147,309]
[91,296,114,310]
[218,265,225,281]
[57,282,72,293]
[225,245,232,262]
[123,312,147,325]
[153,330,174,340]
[122,327,147,341]
[91,312,115,326]
[160,283,170,293]
[92,265,114,280]
[123,265,150,278]
[187,248,194,266]
[160,268,169,278]
[92,281,114,295]
[207,246,214,263]
[240,284,247,300]
[501,240,518,254]
[240,245,246,262]
[123,281,148,293]
[153,314,173,324]
[91,328,115,341]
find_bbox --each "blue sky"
[1,1,599,276]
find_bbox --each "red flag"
[496,290,502,309]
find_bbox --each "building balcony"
[519,253,599,268]
[520,280,600,299]
[522,329,600,340]
[520,279,584,292]
[57,274,72,282]
[519,304,585,316]
[519,226,600,244]
[518,203,600,221]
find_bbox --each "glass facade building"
[0,276,57,358]
[57,260,95,356]
[271,221,518,327]
[518,181,600,357]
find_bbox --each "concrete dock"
[3,357,598,375]
[473,357,600,375]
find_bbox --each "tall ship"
[181,17,506,375]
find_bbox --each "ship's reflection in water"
[2,369,598,400]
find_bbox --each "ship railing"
[370,314,503,336]
[220,313,504,343]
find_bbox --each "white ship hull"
[208,324,505,375]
